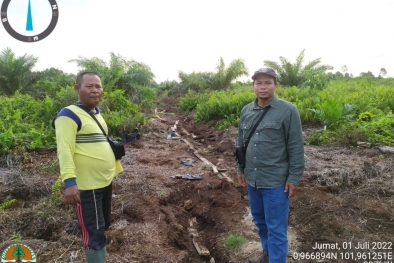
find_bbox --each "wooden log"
[188,228,199,238]
[180,138,196,151]
[357,141,372,148]
[182,133,231,182]
[219,172,234,183]
[193,238,210,257]
[357,141,394,154]
[193,151,219,174]
[154,108,167,122]
[180,127,190,136]
[376,145,394,154]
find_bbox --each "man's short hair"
[76,72,99,86]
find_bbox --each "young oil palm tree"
[70,52,156,105]
[0,47,38,96]
[263,49,333,87]
[214,57,248,90]
[70,52,155,89]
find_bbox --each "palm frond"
[263,50,332,87]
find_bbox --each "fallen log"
[179,138,195,150]
[357,141,371,148]
[219,172,234,183]
[180,127,190,136]
[376,145,394,154]
[154,108,167,122]
[193,238,210,257]
[357,141,394,154]
[193,151,219,174]
[181,136,232,182]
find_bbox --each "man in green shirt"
[237,68,305,263]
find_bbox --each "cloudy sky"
[1,0,393,83]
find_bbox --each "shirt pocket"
[259,121,284,141]
[240,122,252,142]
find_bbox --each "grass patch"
[0,195,17,210]
[223,234,247,249]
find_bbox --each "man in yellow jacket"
[54,72,123,263]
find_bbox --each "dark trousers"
[75,183,112,250]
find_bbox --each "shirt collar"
[75,102,102,114]
[253,95,278,110]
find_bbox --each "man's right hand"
[64,185,81,205]
[237,174,246,187]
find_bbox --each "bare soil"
[1,97,393,263]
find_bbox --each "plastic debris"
[180,160,193,166]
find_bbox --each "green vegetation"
[223,234,247,249]
[264,49,333,87]
[1,47,393,157]
[70,52,156,110]
[51,176,62,205]
[11,232,23,241]
[0,47,38,96]
[0,48,149,155]
[179,77,394,146]
[159,57,248,97]
[0,195,17,210]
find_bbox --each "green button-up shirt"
[237,95,305,188]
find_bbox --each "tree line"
[1,47,390,99]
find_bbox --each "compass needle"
[2,0,58,42]
[26,0,33,31]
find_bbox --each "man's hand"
[64,185,81,205]
[237,174,246,187]
[284,182,297,198]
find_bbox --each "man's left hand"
[284,182,297,198]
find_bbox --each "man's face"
[253,74,278,101]
[74,74,103,109]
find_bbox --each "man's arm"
[55,116,80,205]
[285,106,305,186]
[236,107,246,177]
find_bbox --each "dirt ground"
[1,97,394,263]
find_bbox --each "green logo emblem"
[1,244,36,262]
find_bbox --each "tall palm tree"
[70,52,156,106]
[177,57,248,94]
[70,52,155,92]
[214,57,248,89]
[263,49,333,87]
[0,47,38,96]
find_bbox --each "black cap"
[251,68,278,80]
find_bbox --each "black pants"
[75,183,112,250]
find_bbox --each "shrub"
[310,99,343,129]
[100,90,146,136]
[223,234,246,249]
[53,86,78,112]
[0,195,17,210]
[300,70,329,90]
[179,90,211,112]
[51,176,62,205]
[306,130,330,145]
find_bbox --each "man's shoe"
[247,251,269,263]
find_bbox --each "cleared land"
[1,100,393,263]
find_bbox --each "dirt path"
[1,102,393,263]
